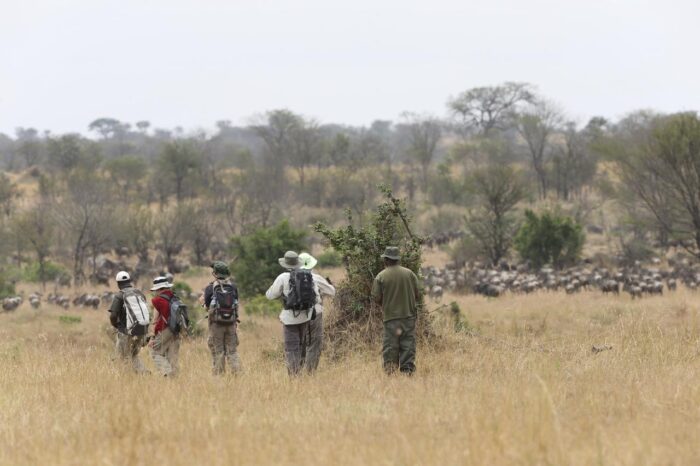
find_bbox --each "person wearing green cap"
[202,261,242,375]
[371,246,420,375]
[298,252,336,372]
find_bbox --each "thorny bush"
[314,186,433,355]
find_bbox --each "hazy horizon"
[2,0,699,136]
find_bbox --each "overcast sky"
[1,0,698,136]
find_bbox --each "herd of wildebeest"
[2,235,700,312]
[423,259,685,302]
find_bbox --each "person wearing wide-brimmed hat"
[298,252,336,372]
[266,251,321,376]
[203,261,242,375]
[372,246,420,375]
[148,276,180,376]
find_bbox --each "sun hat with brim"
[150,276,173,291]
[211,261,230,279]
[278,251,301,269]
[380,246,401,261]
[298,252,317,270]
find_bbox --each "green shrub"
[314,186,427,349]
[429,163,465,205]
[316,249,342,268]
[172,281,193,298]
[230,220,307,295]
[514,210,585,269]
[0,271,15,299]
[59,315,82,325]
[185,305,205,337]
[243,294,280,318]
[449,233,483,266]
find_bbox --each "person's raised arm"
[266,274,285,300]
[314,274,336,297]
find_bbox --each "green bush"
[314,186,427,349]
[243,294,280,318]
[429,163,465,205]
[230,220,307,296]
[316,249,342,268]
[514,210,585,269]
[0,271,15,299]
[59,315,82,325]
[23,261,67,283]
[172,281,193,298]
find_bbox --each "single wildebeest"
[601,280,620,295]
[429,285,444,303]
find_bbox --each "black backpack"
[285,269,316,315]
[210,281,239,325]
[159,293,189,335]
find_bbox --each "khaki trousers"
[115,332,147,373]
[150,328,180,376]
[208,322,242,375]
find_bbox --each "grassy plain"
[2,270,700,465]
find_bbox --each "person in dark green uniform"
[371,246,420,375]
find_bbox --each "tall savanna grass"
[2,288,700,465]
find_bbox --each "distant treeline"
[0,82,699,288]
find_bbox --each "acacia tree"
[156,205,189,272]
[467,165,526,265]
[181,202,217,266]
[252,109,302,187]
[612,112,700,256]
[0,173,20,217]
[159,140,202,203]
[399,113,442,193]
[88,118,122,140]
[13,202,54,289]
[551,121,599,200]
[448,82,535,136]
[104,155,147,203]
[125,206,156,265]
[514,99,563,199]
[56,171,111,285]
[15,128,44,167]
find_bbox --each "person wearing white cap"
[298,252,335,372]
[148,276,180,376]
[108,271,149,374]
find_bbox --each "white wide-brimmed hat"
[298,252,317,270]
[150,276,173,291]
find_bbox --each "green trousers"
[382,317,416,375]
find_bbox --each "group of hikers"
[108,246,420,376]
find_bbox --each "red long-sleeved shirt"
[151,289,174,335]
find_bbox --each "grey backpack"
[122,288,150,336]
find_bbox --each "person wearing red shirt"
[148,276,180,376]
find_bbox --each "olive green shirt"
[372,265,420,322]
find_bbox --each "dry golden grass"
[2,284,700,465]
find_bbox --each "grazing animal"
[2,297,22,311]
[429,285,444,303]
